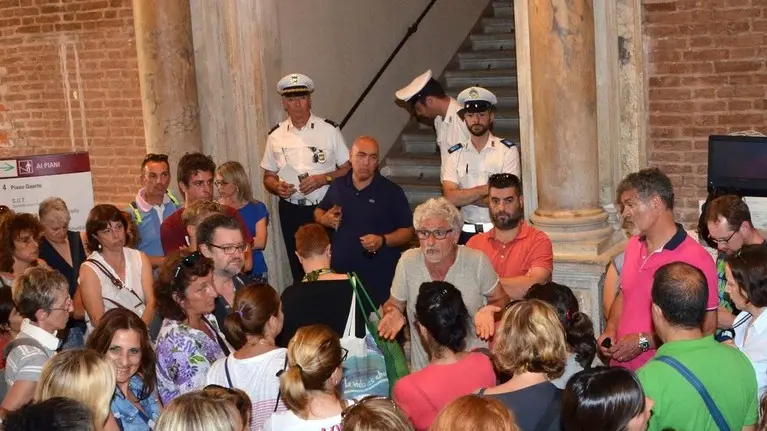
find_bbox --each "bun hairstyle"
[224,283,281,349]
[525,282,596,369]
[280,324,344,417]
[415,281,468,355]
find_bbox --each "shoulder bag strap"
[655,356,730,431]
[203,317,231,357]
[224,357,234,388]
[274,354,288,412]
[85,258,145,307]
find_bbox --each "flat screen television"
[708,135,767,197]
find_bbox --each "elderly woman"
[77,205,155,333]
[87,308,161,431]
[278,223,364,347]
[216,161,269,282]
[478,299,568,431]
[1,267,73,413]
[154,251,232,404]
[377,197,506,371]
[0,212,46,287]
[38,197,87,348]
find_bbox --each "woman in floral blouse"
[87,308,161,430]
[153,251,233,404]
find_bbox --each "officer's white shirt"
[435,98,470,174]
[260,113,350,204]
[441,132,520,224]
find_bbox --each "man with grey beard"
[196,213,251,336]
[466,173,553,300]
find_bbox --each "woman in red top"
[392,281,497,430]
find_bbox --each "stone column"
[528,0,614,257]
[133,0,203,176]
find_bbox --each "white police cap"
[457,87,498,113]
[277,73,314,95]
[395,70,445,105]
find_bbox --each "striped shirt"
[5,321,58,387]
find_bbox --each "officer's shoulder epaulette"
[447,143,463,154]
[268,124,280,135]
[500,138,517,148]
[324,118,340,128]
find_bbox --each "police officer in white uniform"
[441,86,520,244]
[261,73,351,282]
[396,70,470,176]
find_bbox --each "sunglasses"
[174,252,203,281]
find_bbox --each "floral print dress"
[155,315,230,405]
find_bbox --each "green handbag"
[348,273,410,390]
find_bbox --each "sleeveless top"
[82,248,146,333]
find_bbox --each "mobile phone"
[601,338,612,348]
[298,173,309,182]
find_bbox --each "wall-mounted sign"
[0,152,94,231]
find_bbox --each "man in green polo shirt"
[638,262,758,431]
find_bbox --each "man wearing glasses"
[128,153,181,267]
[440,86,520,245]
[705,195,766,331]
[597,168,718,371]
[377,197,507,372]
[261,73,351,283]
[196,213,250,336]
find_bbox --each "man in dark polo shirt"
[315,136,414,306]
[160,152,253,271]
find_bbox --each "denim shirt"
[111,375,161,431]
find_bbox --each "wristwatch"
[325,174,333,184]
[638,333,651,352]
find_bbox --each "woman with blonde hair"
[430,395,520,431]
[341,396,414,431]
[155,390,246,431]
[35,349,117,431]
[263,324,351,431]
[216,161,269,282]
[478,299,567,431]
[202,385,253,430]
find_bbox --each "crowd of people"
[0,70,764,431]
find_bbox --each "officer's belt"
[284,197,316,207]
[461,222,494,234]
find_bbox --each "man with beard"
[128,153,181,267]
[196,213,251,337]
[396,70,470,173]
[315,136,413,306]
[261,73,351,283]
[441,87,520,244]
[597,168,718,371]
[377,197,508,371]
[466,173,552,299]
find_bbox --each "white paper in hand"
[277,164,302,193]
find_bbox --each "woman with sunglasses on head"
[206,283,287,430]
[263,324,352,431]
[87,308,161,431]
[77,205,155,333]
[393,281,496,431]
[724,244,767,398]
[154,251,233,404]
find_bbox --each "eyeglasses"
[214,180,229,188]
[207,243,247,255]
[48,297,73,313]
[341,395,395,418]
[416,229,453,240]
[340,347,349,363]
[710,230,738,245]
[174,252,203,281]
[143,153,168,164]
[503,299,523,313]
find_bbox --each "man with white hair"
[377,197,507,371]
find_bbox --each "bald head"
[651,262,708,329]
[351,136,379,182]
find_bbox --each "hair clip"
[235,309,244,318]
[565,310,572,321]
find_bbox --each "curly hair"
[177,152,216,188]
[154,251,214,321]
[413,197,462,234]
[0,212,43,272]
[616,167,675,210]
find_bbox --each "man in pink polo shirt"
[597,168,717,371]
[466,173,553,299]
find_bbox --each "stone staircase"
[381,1,519,208]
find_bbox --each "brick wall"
[0,0,145,207]
[644,0,767,225]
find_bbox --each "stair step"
[456,50,517,70]
[492,1,514,18]
[382,153,442,180]
[400,125,521,154]
[482,16,514,33]
[470,32,516,51]
[385,175,443,207]
[444,68,517,88]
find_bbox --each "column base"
[530,208,616,257]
